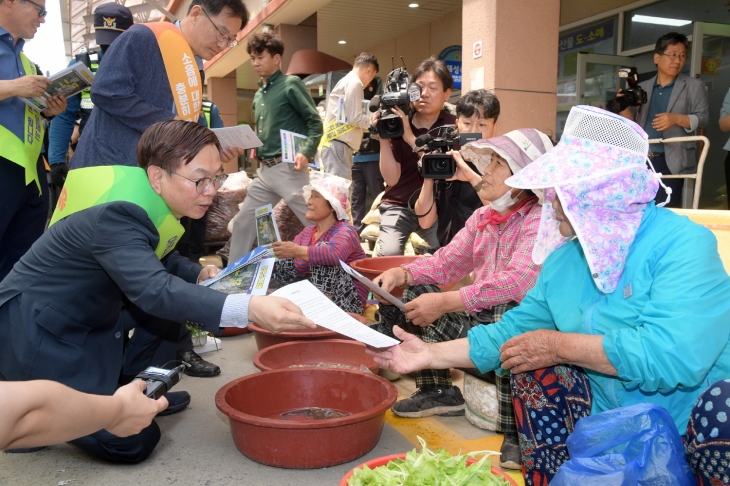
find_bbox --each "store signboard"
[439,45,462,89]
[559,19,614,53]
[557,18,616,113]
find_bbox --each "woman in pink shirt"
[272,175,367,314]
[375,128,552,470]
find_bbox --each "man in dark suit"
[619,32,709,208]
[0,120,315,464]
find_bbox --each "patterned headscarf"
[506,105,667,294]
[303,175,352,223]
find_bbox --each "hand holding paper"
[339,261,405,311]
[211,126,262,150]
[249,295,317,333]
[271,280,400,348]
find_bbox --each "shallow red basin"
[248,322,344,350]
[339,453,518,485]
[215,368,398,469]
[253,339,379,374]
[350,256,457,298]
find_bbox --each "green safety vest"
[78,51,100,110]
[202,100,212,127]
[49,166,185,259]
[0,52,45,191]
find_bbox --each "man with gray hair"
[320,52,379,180]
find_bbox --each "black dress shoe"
[179,350,221,377]
[157,391,191,416]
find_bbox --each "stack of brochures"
[199,246,276,295]
[22,62,94,112]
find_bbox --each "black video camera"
[607,67,647,114]
[369,64,421,139]
[415,125,460,179]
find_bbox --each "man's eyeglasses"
[661,53,687,62]
[172,171,229,194]
[201,8,238,49]
[460,119,495,131]
[24,0,47,18]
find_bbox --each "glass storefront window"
[623,0,728,52]
[556,17,617,138]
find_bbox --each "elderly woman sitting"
[272,175,367,315]
[368,106,730,486]
[374,129,553,470]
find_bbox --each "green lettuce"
[348,436,509,486]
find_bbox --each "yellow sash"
[0,52,45,191]
[318,118,357,151]
[143,23,202,122]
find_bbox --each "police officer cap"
[94,3,134,46]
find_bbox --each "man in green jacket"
[228,33,322,261]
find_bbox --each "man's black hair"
[654,32,689,55]
[455,89,500,122]
[412,56,453,92]
[247,32,284,57]
[189,0,249,28]
[354,52,379,73]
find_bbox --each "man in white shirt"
[320,52,379,179]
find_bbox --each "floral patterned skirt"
[512,366,730,486]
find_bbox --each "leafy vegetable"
[348,436,509,486]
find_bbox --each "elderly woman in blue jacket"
[368,105,730,486]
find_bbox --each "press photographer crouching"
[607,32,708,208]
[373,57,455,256]
[413,89,500,246]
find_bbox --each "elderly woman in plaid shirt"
[375,128,553,470]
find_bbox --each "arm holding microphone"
[0,380,168,450]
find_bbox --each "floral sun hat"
[505,105,669,294]
[303,174,352,222]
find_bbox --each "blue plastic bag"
[550,403,694,486]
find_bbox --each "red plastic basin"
[349,256,457,298]
[247,322,344,350]
[215,368,398,469]
[339,453,518,485]
[253,339,379,375]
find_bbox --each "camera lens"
[383,118,400,133]
[435,159,447,171]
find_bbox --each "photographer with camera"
[413,90,500,246]
[611,32,708,208]
[373,57,455,256]
[373,129,552,470]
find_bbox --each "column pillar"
[462,0,560,139]
[207,70,238,173]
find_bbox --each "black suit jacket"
[0,202,227,395]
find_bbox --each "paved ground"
[0,329,521,486]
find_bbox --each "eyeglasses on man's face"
[24,0,47,18]
[201,8,238,49]
[660,52,687,62]
[172,171,229,194]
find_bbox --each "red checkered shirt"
[405,199,542,314]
